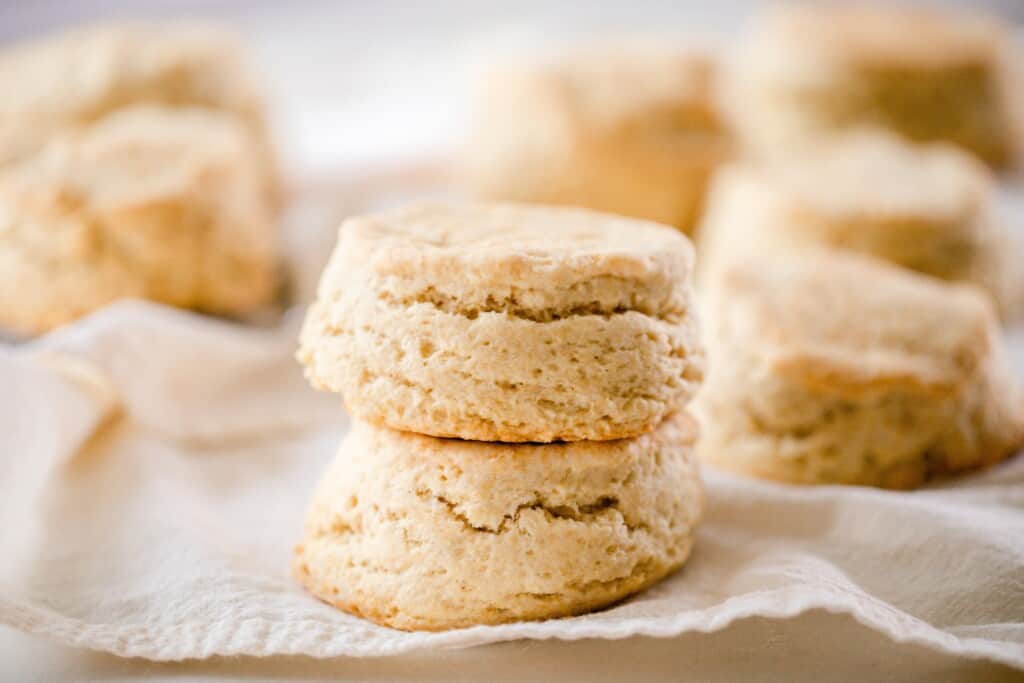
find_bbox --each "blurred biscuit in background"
[723,4,1022,170]
[460,39,731,234]
[0,106,278,336]
[698,129,1018,318]
[693,249,1023,489]
[0,21,279,203]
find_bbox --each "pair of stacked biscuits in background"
[699,129,1018,316]
[692,5,1024,488]
[0,23,280,336]
[294,203,705,630]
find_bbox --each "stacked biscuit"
[693,249,1023,489]
[698,129,1016,316]
[0,22,279,335]
[294,203,705,630]
[691,5,1024,488]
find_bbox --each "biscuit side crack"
[419,489,647,534]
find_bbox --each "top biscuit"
[764,130,990,223]
[751,5,1004,68]
[697,130,1012,313]
[300,202,703,442]
[724,5,1020,168]
[326,202,694,319]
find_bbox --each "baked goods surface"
[697,130,1015,315]
[461,40,731,233]
[0,21,279,201]
[298,202,704,442]
[0,106,278,335]
[294,412,703,630]
[723,5,1021,168]
[693,248,1023,489]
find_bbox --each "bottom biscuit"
[294,413,703,631]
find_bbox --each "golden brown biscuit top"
[0,21,262,164]
[319,202,695,319]
[710,249,995,395]
[755,4,1006,69]
[485,40,721,134]
[351,410,698,469]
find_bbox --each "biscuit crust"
[298,203,704,442]
[461,41,731,233]
[723,5,1020,168]
[0,22,279,206]
[0,106,278,335]
[294,413,703,630]
[697,131,1013,315]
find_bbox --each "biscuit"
[298,202,703,442]
[294,412,703,631]
[461,40,731,233]
[693,248,1023,489]
[723,5,1020,168]
[697,130,1014,315]
[0,106,278,335]
[0,21,278,200]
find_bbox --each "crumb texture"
[294,414,703,630]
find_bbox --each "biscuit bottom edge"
[292,538,695,632]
